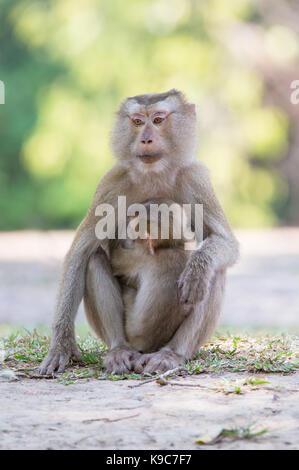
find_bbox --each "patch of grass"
[0,330,298,385]
[196,425,269,446]
[188,333,299,374]
[207,376,272,395]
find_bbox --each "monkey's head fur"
[110,90,198,173]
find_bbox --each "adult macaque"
[39,89,239,375]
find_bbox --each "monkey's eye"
[132,118,144,126]
[153,116,164,125]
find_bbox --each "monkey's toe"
[39,347,82,375]
[134,353,153,374]
[103,347,140,375]
[137,350,184,374]
[39,353,60,375]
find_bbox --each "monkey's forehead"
[122,89,185,114]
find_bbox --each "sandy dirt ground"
[0,229,298,450]
[0,371,298,450]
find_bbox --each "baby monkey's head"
[127,199,196,255]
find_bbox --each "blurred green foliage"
[0,0,298,229]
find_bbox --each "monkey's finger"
[133,358,142,373]
[39,354,57,375]
[119,363,131,375]
[134,355,150,374]
[118,351,133,371]
[58,354,71,373]
[39,363,48,375]
[131,354,142,371]
[108,359,130,375]
[134,363,144,374]
[44,354,60,375]
[143,361,160,374]
[122,355,132,371]
[39,358,51,375]
[144,358,171,374]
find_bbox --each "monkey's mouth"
[137,154,162,164]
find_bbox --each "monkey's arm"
[39,166,128,375]
[39,222,99,374]
[178,162,239,305]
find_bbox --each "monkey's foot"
[103,347,141,375]
[134,349,184,374]
[39,344,82,375]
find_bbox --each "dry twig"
[128,366,188,388]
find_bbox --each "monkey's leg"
[84,251,141,374]
[39,226,97,375]
[135,270,225,374]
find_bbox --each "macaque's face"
[111,90,198,171]
[129,108,172,165]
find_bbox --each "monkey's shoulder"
[93,164,130,203]
[174,160,212,204]
[177,160,210,184]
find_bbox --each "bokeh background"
[1,0,299,229]
[0,0,298,333]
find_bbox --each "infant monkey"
[111,199,197,355]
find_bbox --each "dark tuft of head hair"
[127,89,184,106]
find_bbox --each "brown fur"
[111,199,195,353]
[39,90,239,376]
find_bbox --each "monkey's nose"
[141,139,153,144]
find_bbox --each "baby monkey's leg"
[84,250,141,374]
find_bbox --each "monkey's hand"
[103,346,141,375]
[39,339,82,375]
[134,349,185,374]
[178,254,213,305]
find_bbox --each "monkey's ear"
[188,103,196,113]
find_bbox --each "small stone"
[0,370,19,381]
[135,395,144,401]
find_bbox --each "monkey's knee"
[87,252,98,271]
[86,251,115,291]
[87,251,106,277]
[86,253,98,283]
[85,252,111,339]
